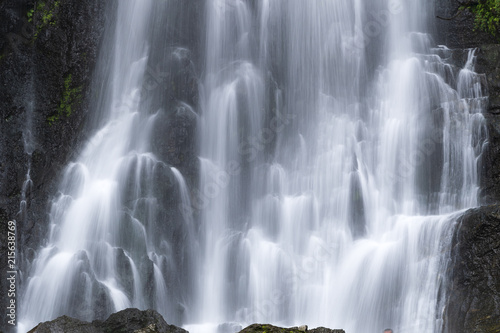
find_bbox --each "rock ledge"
[28,308,188,333]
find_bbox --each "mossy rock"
[238,324,345,333]
[239,324,301,333]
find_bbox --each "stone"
[27,308,187,333]
[434,0,499,49]
[28,316,102,333]
[444,205,500,333]
[238,324,344,333]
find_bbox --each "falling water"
[19,0,196,331]
[191,0,486,332]
[19,1,487,333]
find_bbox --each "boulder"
[238,324,344,333]
[444,205,500,333]
[28,308,187,333]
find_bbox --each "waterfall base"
[27,309,346,333]
[27,308,188,333]
[239,324,344,333]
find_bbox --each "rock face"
[238,324,345,333]
[475,45,500,204]
[433,1,500,204]
[432,3,500,332]
[444,205,500,333]
[28,308,188,333]
[433,0,499,49]
[0,0,109,331]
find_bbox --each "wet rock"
[472,45,500,204]
[150,103,199,187]
[348,171,366,239]
[95,308,187,333]
[238,324,344,333]
[27,308,187,333]
[434,0,499,49]
[28,316,101,333]
[481,110,500,204]
[0,0,110,331]
[312,327,343,333]
[444,205,500,333]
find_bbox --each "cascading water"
[19,0,488,333]
[190,0,487,332]
[19,0,196,331]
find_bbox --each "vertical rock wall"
[0,0,109,330]
[434,1,500,331]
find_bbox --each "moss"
[239,324,304,333]
[460,0,500,37]
[28,1,61,38]
[47,74,82,125]
[27,8,34,22]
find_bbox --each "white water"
[19,1,192,330]
[19,1,487,333]
[192,0,487,332]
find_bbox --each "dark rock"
[309,328,345,333]
[28,315,101,333]
[473,44,500,204]
[0,0,110,331]
[348,170,366,239]
[444,205,500,333]
[434,0,499,49]
[27,308,187,333]
[95,308,187,333]
[238,324,344,333]
[476,45,500,112]
[481,111,500,204]
[150,103,199,187]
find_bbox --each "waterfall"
[19,1,487,333]
[19,0,195,330]
[190,0,487,332]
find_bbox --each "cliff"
[0,0,202,331]
[444,206,500,333]
[434,0,500,331]
[0,0,109,331]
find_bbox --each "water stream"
[19,1,487,333]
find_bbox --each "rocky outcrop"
[433,0,499,49]
[0,0,109,331]
[475,45,500,204]
[444,205,500,333]
[432,3,500,332]
[239,324,345,333]
[433,1,500,203]
[28,308,188,333]
[28,311,347,333]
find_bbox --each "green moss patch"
[47,74,82,125]
[460,0,500,36]
[239,324,301,333]
[27,1,61,38]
